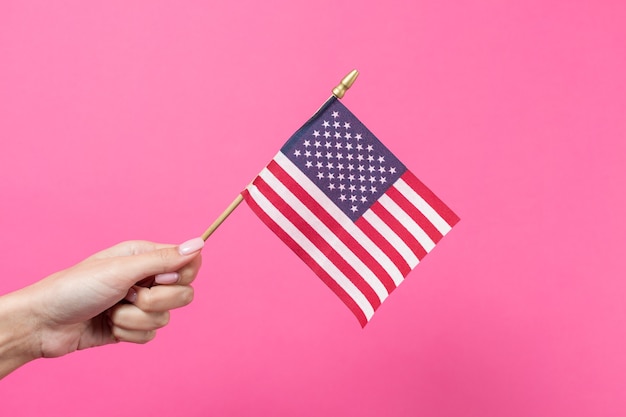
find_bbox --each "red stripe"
[267,160,397,294]
[401,171,460,227]
[355,216,412,277]
[243,188,368,327]
[370,201,428,261]
[386,186,444,244]
[253,176,382,311]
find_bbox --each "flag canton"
[282,99,406,221]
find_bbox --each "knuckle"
[137,288,156,312]
[139,330,157,344]
[155,311,170,328]
[179,286,194,306]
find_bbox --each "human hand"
[0,237,204,377]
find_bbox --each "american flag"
[242,97,459,326]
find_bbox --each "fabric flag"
[242,97,459,326]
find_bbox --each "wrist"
[0,287,43,378]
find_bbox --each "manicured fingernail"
[125,287,137,303]
[155,272,179,284]
[178,237,204,255]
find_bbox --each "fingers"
[108,284,193,344]
[154,254,202,286]
[100,238,205,289]
[87,240,175,260]
[110,304,170,331]
[132,285,194,312]
[111,327,157,344]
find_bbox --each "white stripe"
[275,153,405,286]
[259,167,390,302]
[395,178,452,235]
[362,210,420,269]
[378,194,436,252]
[247,184,375,320]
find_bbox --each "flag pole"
[201,69,359,241]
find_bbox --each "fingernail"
[125,287,137,303]
[178,237,204,256]
[155,272,179,284]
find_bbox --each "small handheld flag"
[203,70,459,326]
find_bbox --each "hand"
[0,237,204,378]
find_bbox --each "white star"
[327,172,335,180]
[369,176,377,183]
[366,144,374,152]
[339,194,347,201]
[303,140,311,147]
[336,153,343,160]
[314,140,321,148]
[349,184,356,192]
[333,121,341,129]
[294,150,301,157]
[314,151,322,158]
[355,133,363,140]
[379,176,387,184]
[332,111,340,118]
[367,155,375,162]
[316,172,324,180]
[305,161,313,168]
[368,165,376,173]
[328,183,335,190]
[357,165,365,172]
[360,196,368,203]
[360,185,367,193]
[334,132,342,139]
[304,150,311,157]
[346,153,354,161]
[344,132,352,140]
[343,122,351,129]
[356,144,363,151]
[312,130,320,138]
[378,156,385,163]
[345,143,353,150]
[337,163,344,170]
[370,186,377,193]
[322,120,330,128]
[350,195,357,202]
[359,175,366,182]
[350,205,358,212]
[316,161,323,169]
[324,141,332,149]
[390,167,397,174]
[335,142,342,149]
[347,164,355,172]
[379,166,386,173]
[339,184,346,191]
[326,162,334,169]
[326,152,333,159]
[323,131,331,139]
[357,154,364,162]
[338,173,345,180]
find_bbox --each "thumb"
[110,237,205,287]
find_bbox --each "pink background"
[1,1,625,416]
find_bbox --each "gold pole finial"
[332,69,359,99]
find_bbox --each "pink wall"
[1,1,625,416]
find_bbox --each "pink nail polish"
[125,287,137,303]
[155,272,179,284]
[178,237,204,255]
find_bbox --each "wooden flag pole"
[200,69,359,241]
[201,194,244,240]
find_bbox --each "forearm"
[0,289,41,379]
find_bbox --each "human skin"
[0,238,204,379]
